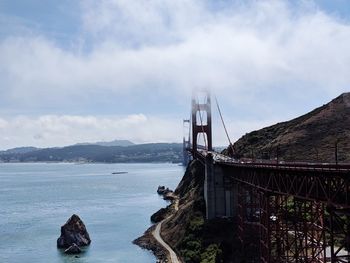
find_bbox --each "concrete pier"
[204,153,236,219]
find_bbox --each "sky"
[0,0,350,150]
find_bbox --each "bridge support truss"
[258,194,327,262]
[232,165,350,263]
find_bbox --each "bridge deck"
[194,149,350,172]
[190,149,350,209]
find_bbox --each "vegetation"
[178,212,224,263]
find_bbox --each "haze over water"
[0,163,184,263]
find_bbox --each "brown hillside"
[232,93,350,163]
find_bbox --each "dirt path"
[152,220,180,263]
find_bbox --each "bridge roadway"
[193,149,350,209]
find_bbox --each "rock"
[64,243,81,254]
[157,186,173,196]
[57,214,91,249]
[163,192,176,201]
[157,186,166,194]
[151,207,168,223]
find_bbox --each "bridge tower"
[183,119,191,166]
[190,90,235,220]
[191,90,212,153]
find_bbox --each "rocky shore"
[135,160,203,262]
[133,185,178,263]
[133,225,169,262]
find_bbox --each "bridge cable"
[214,95,234,155]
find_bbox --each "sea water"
[0,163,184,263]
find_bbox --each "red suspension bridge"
[184,90,350,263]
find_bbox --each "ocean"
[0,163,184,263]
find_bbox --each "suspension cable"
[214,95,234,155]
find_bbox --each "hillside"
[0,147,39,154]
[0,143,182,163]
[74,139,134,147]
[231,93,350,163]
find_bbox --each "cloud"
[0,114,182,150]
[0,1,350,148]
[2,1,350,98]
[0,118,8,129]
[80,0,207,46]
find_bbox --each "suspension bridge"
[183,90,350,263]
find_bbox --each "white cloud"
[0,118,8,129]
[1,1,349,100]
[80,0,207,45]
[0,1,350,148]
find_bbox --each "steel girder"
[223,165,350,209]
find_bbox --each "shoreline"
[133,224,169,262]
[134,189,180,263]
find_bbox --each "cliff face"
[134,160,206,262]
[161,160,205,249]
[232,93,350,162]
[160,160,241,263]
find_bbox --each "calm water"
[0,163,184,263]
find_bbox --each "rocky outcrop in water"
[157,186,172,195]
[57,214,91,250]
[157,185,175,201]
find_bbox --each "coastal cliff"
[135,160,242,263]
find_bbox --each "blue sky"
[0,0,350,149]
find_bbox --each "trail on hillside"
[152,219,180,263]
[152,197,180,263]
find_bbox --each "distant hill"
[230,93,350,163]
[75,139,134,147]
[0,143,182,163]
[0,147,39,155]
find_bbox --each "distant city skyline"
[1,0,350,150]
